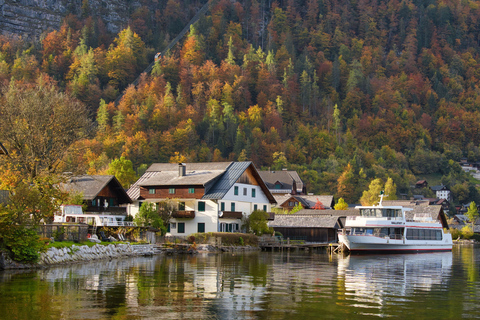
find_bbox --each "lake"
[0,245,479,319]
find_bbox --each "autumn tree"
[466,201,478,230]
[105,27,148,89]
[0,78,92,179]
[106,156,137,189]
[334,198,348,210]
[359,178,384,206]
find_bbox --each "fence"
[37,224,89,242]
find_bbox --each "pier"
[259,239,345,254]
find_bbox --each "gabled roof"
[0,142,8,155]
[274,194,335,209]
[128,162,276,203]
[258,170,304,193]
[203,162,276,203]
[61,175,131,204]
[268,214,341,228]
[294,208,360,216]
[431,185,449,192]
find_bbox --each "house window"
[169,188,175,194]
[254,204,258,211]
[243,188,247,196]
[149,188,155,194]
[188,187,195,194]
[198,223,205,233]
[198,201,205,212]
[275,184,281,189]
[92,199,96,206]
[231,202,235,212]
[179,202,185,210]
[288,201,296,207]
[178,222,185,233]
[234,186,239,195]
[221,202,225,211]
[252,189,256,198]
[263,205,267,211]
[171,223,177,229]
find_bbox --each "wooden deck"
[259,239,342,253]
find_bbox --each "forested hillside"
[1,0,480,208]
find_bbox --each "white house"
[431,185,451,202]
[127,162,276,235]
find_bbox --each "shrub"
[2,227,47,263]
[461,225,474,239]
[189,232,258,246]
[450,228,461,240]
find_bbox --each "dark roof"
[128,162,276,203]
[268,214,341,228]
[0,142,7,155]
[258,170,304,193]
[139,162,230,187]
[61,175,131,204]
[431,185,449,191]
[293,208,360,216]
[279,195,335,209]
[203,162,276,203]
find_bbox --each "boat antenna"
[378,191,386,206]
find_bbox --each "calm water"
[1,245,479,319]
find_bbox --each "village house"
[273,194,335,211]
[431,185,451,202]
[268,209,358,243]
[415,180,429,188]
[58,175,132,226]
[127,162,276,236]
[258,169,306,195]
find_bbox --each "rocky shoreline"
[0,243,261,270]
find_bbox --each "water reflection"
[337,253,453,316]
[2,249,480,319]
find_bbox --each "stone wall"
[38,243,155,265]
[0,0,137,38]
[0,243,156,269]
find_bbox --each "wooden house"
[127,162,276,235]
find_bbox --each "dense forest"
[1,0,480,209]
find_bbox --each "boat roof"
[355,205,412,211]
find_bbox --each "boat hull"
[338,234,453,254]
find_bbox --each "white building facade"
[127,162,276,236]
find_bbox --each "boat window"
[406,228,443,241]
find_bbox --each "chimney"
[179,163,186,177]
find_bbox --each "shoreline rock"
[1,244,262,270]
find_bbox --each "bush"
[2,227,47,263]
[450,228,461,240]
[190,232,258,246]
[461,225,474,239]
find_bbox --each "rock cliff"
[0,0,136,38]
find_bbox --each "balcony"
[220,211,243,219]
[172,210,196,219]
[86,206,127,215]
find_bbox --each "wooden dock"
[259,240,345,254]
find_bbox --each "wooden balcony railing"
[86,206,127,214]
[220,211,243,219]
[172,210,196,219]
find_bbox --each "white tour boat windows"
[406,228,443,241]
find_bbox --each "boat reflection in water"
[337,252,452,307]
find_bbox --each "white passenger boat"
[338,194,453,253]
